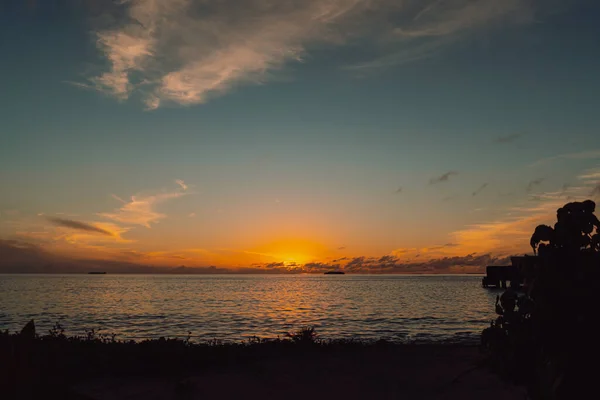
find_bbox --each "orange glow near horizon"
[241,238,332,266]
[4,175,598,273]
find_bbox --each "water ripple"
[0,274,496,342]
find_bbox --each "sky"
[1,0,600,273]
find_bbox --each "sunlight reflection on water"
[0,274,499,343]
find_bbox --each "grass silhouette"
[2,321,483,399]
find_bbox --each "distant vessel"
[88,271,107,275]
[324,271,345,275]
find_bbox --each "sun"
[282,260,302,269]
[281,254,310,266]
[249,238,328,266]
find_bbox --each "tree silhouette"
[484,199,600,399]
[530,200,600,254]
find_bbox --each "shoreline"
[1,328,523,400]
[0,272,486,276]
[0,324,486,346]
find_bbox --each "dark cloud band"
[46,217,113,236]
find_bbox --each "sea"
[0,274,500,344]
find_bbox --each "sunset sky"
[1,0,599,273]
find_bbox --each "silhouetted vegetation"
[482,199,600,399]
[285,326,318,344]
[5,321,465,399]
[3,320,502,399]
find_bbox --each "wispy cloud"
[579,170,600,181]
[54,222,131,246]
[82,0,544,108]
[100,192,185,228]
[529,149,600,167]
[391,242,462,259]
[346,36,449,72]
[526,178,544,192]
[175,179,188,190]
[451,167,600,256]
[348,0,538,72]
[452,207,554,256]
[46,217,114,236]
[494,133,523,144]
[472,183,488,196]
[392,0,534,38]
[1,209,20,217]
[7,212,134,252]
[591,182,600,198]
[111,194,127,204]
[100,183,188,228]
[430,171,458,185]
[85,0,373,108]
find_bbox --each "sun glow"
[248,238,330,265]
[283,260,302,269]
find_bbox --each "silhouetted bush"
[482,199,600,400]
[1,321,469,399]
[285,326,318,344]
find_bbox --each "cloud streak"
[526,178,544,192]
[494,133,523,144]
[392,0,534,39]
[100,192,185,228]
[46,217,114,236]
[591,182,600,198]
[451,167,600,256]
[472,183,488,196]
[430,171,458,185]
[83,0,543,108]
[100,183,188,228]
[347,0,539,72]
[529,149,600,167]
[175,179,188,190]
[579,171,600,181]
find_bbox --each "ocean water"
[0,274,499,343]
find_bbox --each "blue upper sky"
[1,0,600,271]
